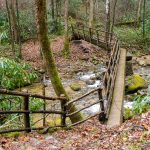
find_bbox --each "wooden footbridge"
[0,25,126,134]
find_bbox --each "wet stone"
[86,80,95,85]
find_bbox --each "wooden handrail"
[66,99,102,117]
[0,110,65,114]
[71,24,116,35]
[0,89,66,101]
[65,87,102,106]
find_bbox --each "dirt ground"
[21,37,108,78]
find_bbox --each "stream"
[124,66,150,109]
[19,64,150,126]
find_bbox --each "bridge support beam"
[107,48,126,128]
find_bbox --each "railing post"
[96,30,99,45]
[23,94,31,132]
[83,26,86,40]
[42,84,46,127]
[89,28,92,43]
[98,88,106,122]
[61,95,66,127]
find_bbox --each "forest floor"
[21,36,108,78]
[0,112,149,150]
[0,37,150,150]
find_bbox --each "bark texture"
[10,0,19,44]
[62,0,70,58]
[89,0,94,28]
[35,0,83,123]
[105,0,111,48]
[137,0,143,23]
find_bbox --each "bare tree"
[110,0,118,36]
[15,0,22,58]
[142,0,146,38]
[105,0,111,47]
[89,0,94,28]
[5,0,15,54]
[6,0,22,58]
[136,0,143,26]
[10,0,19,44]
[62,0,70,58]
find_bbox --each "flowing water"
[19,64,150,126]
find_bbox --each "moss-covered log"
[35,0,83,123]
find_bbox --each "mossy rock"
[5,132,21,138]
[70,83,81,91]
[126,74,148,93]
[124,108,134,120]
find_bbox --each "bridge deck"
[107,48,126,127]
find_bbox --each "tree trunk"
[142,0,146,38]
[85,0,88,21]
[105,0,111,47]
[5,0,15,55]
[50,0,58,32]
[89,0,94,28]
[35,0,83,123]
[15,0,22,58]
[10,0,19,44]
[62,0,70,58]
[51,0,55,21]
[110,0,118,40]
[136,0,143,26]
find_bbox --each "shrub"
[0,57,38,90]
[114,25,150,48]
[132,95,150,114]
[124,94,150,120]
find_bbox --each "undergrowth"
[124,94,150,120]
[0,57,37,90]
[114,26,150,51]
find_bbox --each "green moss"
[126,74,148,92]
[70,83,81,91]
[62,37,70,59]
[47,117,71,126]
[124,108,134,120]
[5,132,21,138]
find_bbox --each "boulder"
[86,80,95,85]
[126,52,133,61]
[70,83,81,91]
[72,40,82,44]
[126,61,133,76]
[138,60,146,66]
[126,74,148,93]
[95,72,103,80]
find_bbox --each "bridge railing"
[65,87,105,127]
[70,25,121,121]
[102,39,121,119]
[70,24,117,49]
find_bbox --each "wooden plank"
[107,48,126,127]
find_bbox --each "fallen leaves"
[0,112,150,149]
